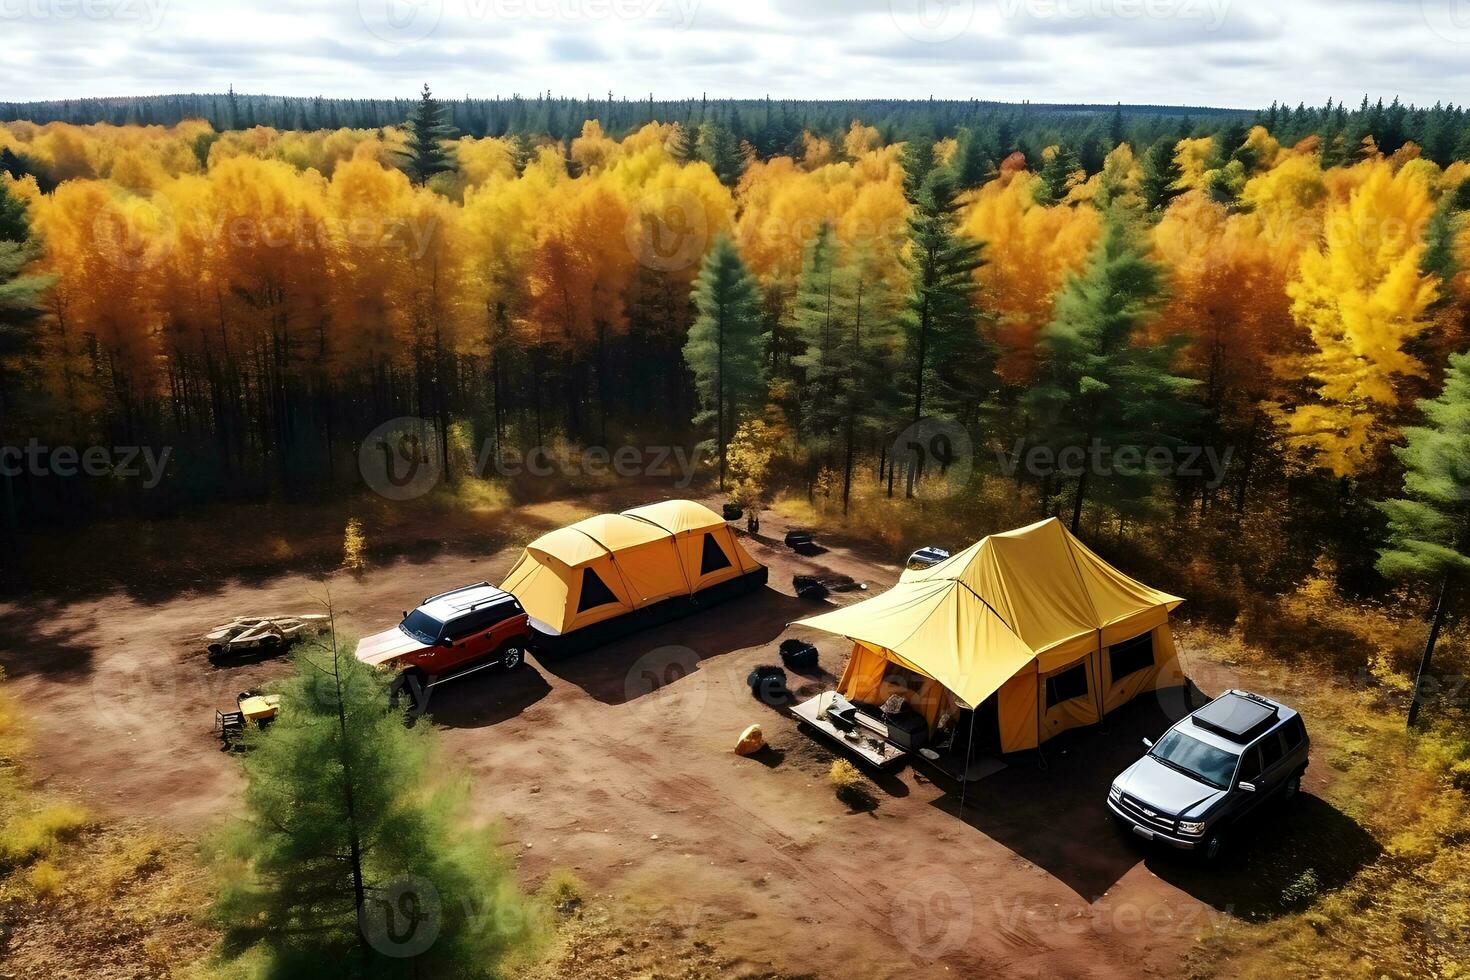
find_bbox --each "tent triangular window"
[577,568,619,612]
[700,533,733,575]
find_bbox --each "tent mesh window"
[699,532,733,575]
[1108,633,1155,682]
[1045,663,1090,709]
[577,568,619,612]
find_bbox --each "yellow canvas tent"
[796,518,1185,753]
[502,501,764,640]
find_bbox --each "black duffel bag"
[779,638,819,673]
[746,665,791,707]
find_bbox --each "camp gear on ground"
[796,517,1186,755]
[501,501,765,651]
[723,503,744,521]
[747,665,790,706]
[793,576,829,600]
[785,530,815,549]
[205,614,327,658]
[780,639,819,673]
[792,692,905,769]
[238,693,282,722]
[735,724,765,756]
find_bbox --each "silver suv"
[1107,690,1309,861]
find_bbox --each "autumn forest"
[2,91,1470,624]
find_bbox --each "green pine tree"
[211,630,534,977]
[1375,352,1470,729]
[790,227,903,512]
[400,84,456,186]
[0,183,51,533]
[685,235,769,489]
[1034,144,1081,205]
[901,133,937,202]
[1140,139,1185,213]
[697,121,744,187]
[1023,208,1199,531]
[901,168,991,430]
[952,127,993,190]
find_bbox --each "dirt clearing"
[0,498,1367,978]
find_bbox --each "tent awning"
[795,579,1039,711]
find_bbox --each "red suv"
[356,583,533,712]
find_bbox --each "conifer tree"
[1140,138,1185,212]
[1024,208,1198,530]
[0,183,49,533]
[211,631,531,977]
[901,168,991,431]
[1376,352,1470,729]
[1034,144,1081,205]
[401,84,456,186]
[697,120,744,187]
[685,234,768,488]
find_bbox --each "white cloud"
[0,0,1462,108]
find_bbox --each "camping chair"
[216,709,246,746]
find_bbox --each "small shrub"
[0,803,88,867]
[342,518,366,573]
[26,859,64,898]
[540,868,585,916]
[829,759,862,791]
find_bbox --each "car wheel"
[1202,832,1226,862]
[390,669,429,715]
[501,647,524,670]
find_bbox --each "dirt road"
[0,498,1344,978]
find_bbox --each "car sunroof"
[1191,693,1278,742]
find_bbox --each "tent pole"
[1095,628,1109,735]
[1035,662,1048,771]
[957,704,978,822]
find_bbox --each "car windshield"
[1150,730,1239,790]
[400,610,443,644]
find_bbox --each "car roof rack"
[1190,691,1279,743]
[422,582,494,605]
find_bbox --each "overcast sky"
[2,0,1467,109]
